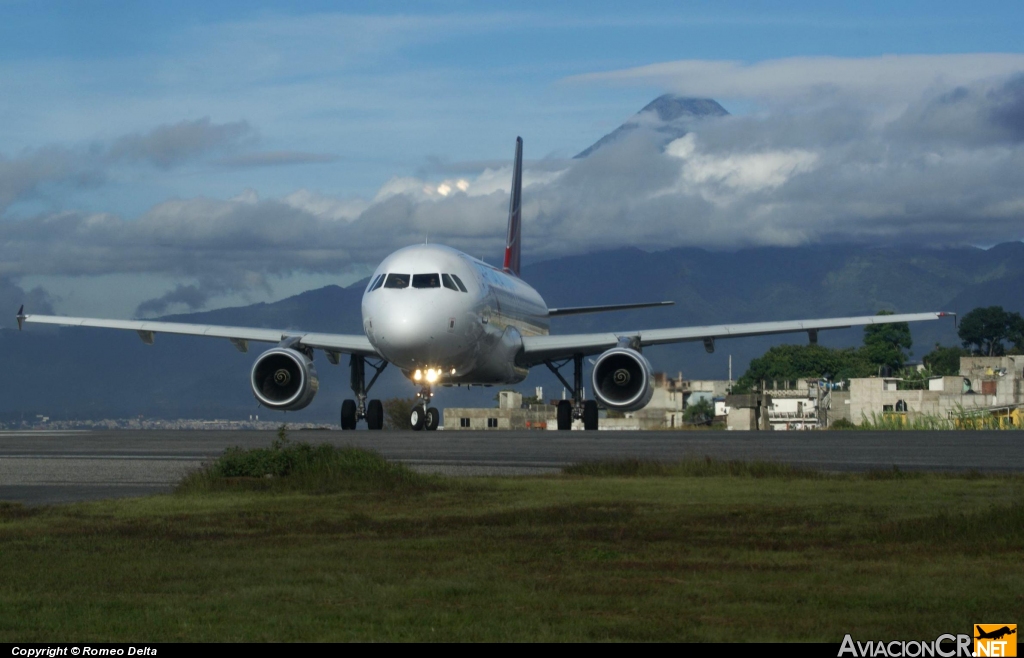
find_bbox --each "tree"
[732,344,873,393]
[922,344,970,376]
[957,306,1024,356]
[382,397,416,430]
[861,310,912,370]
[683,398,714,425]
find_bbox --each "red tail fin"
[502,137,523,277]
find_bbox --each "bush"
[829,418,857,430]
[383,397,417,430]
[178,430,437,494]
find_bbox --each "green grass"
[563,456,826,478]
[1,446,1022,641]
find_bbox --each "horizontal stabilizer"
[548,301,674,317]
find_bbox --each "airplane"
[17,137,954,431]
[976,626,1016,641]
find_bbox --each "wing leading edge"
[548,301,674,317]
[17,311,378,358]
[519,312,953,365]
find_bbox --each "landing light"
[426,368,438,383]
[414,369,422,381]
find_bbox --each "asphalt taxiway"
[1,428,1022,505]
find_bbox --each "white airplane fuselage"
[361,244,549,385]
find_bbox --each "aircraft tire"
[410,405,425,431]
[340,399,357,430]
[583,400,599,431]
[424,407,440,431]
[556,400,572,430]
[366,399,384,430]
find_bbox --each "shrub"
[383,397,417,430]
[178,439,437,494]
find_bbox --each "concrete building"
[724,392,770,431]
[724,379,831,430]
[444,390,557,430]
[830,356,1024,427]
[764,379,828,430]
[443,374,734,430]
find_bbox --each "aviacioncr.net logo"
[839,634,973,657]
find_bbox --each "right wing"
[519,312,952,365]
[17,309,378,359]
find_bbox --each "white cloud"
[283,189,368,221]
[664,133,819,199]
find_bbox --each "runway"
[1,428,1022,505]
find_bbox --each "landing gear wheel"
[424,407,440,431]
[340,399,357,430]
[366,399,384,430]
[410,405,425,431]
[583,400,599,431]
[557,400,572,431]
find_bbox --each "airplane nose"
[372,297,439,365]
[378,304,422,350]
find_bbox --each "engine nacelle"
[250,347,319,411]
[591,347,654,412]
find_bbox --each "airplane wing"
[17,309,379,358]
[547,301,674,317]
[518,312,953,364]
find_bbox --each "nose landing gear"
[410,384,440,431]
[340,355,388,430]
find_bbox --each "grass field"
[1,443,1022,642]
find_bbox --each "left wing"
[519,312,953,365]
[547,301,674,317]
[17,309,378,358]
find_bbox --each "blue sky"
[2,1,1024,318]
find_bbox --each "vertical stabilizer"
[502,136,523,277]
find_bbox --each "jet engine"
[250,347,319,411]
[591,347,654,412]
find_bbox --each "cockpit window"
[450,273,469,293]
[369,274,386,291]
[384,273,410,289]
[441,273,459,291]
[412,273,441,289]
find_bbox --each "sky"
[2,0,1024,320]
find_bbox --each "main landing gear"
[409,383,440,431]
[340,355,388,430]
[545,353,599,431]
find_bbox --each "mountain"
[6,242,1024,423]
[575,95,729,158]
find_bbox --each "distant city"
[5,416,332,431]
